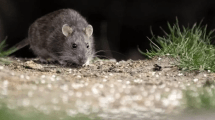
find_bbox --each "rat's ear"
[62,24,73,36]
[85,25,93,37]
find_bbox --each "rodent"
[13,9,95,66]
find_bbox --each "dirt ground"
[0,56,213,120]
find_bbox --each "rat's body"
[14,9,94,66]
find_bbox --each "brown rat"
[13,9,95,66]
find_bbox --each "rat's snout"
[78,56,87,65]
[63,54,87,67]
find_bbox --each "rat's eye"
[72,43,77,48]
[86,43,89,48]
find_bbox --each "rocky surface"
[0,56,213,120]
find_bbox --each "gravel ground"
[0,56,213,120]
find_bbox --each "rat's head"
[59,24,94,66]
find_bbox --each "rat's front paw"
[58,60,67,65]
[39,58,48,64]
[39,58,56,64]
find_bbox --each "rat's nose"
[78,57,87,65]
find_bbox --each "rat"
[12,8,95,66]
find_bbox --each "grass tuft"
[183,85,215,110]
[140,18,215,72]
[0,37,17,64]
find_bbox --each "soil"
[0,56,213,120]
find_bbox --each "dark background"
[1,0,215,61]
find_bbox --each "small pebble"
[117,80,122,82]
[41,75,46,78]
[20,75,24,79]
[178,73,183,76]
[41,79,46,84]
[25,76,30,80]
[193,78,198,82]
[0,66,4,69]
[109,73,113,76]
[3,80,9,87]
[77,75,81,78]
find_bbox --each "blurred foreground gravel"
[0,57,214,120]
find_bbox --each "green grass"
[0,103,99,120]
[139,19,215,72]
[184,87,215,109]
[0,37,17,64]
[183,83,215,110]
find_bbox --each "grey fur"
[14,9,95,66]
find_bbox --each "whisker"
[94,50,126,58]
[94,50,107,54]
[94,55,112,59]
